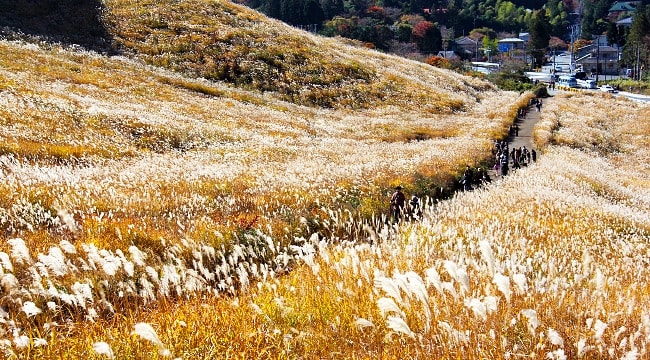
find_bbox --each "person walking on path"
[390,186,406,223]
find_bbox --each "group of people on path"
[493,139,537,176]
[389,186,421,223]
[389,98,543,223]
[461,165,491,191]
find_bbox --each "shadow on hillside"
[0,0,116,53]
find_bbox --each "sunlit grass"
[1,0,649,357]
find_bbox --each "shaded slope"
[0,0,114,53]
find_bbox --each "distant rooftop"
[499,38,525,43]
[608,1,638,12]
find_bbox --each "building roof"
[455,36,477,45]
[609,1,637,12]
[498,38,525,43]
[437,51,458,58]
[617,17,633,26]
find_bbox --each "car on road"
[599,84,618,93]
[554,65,563,72]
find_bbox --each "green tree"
[280,0,303,24]
[581,0,610,39]
[302,0,324,24]
[528,10,551,69]
[496,0,525,30]
[266,0,281,19]
[321,0,344,19]
[546,0,569,37]
[395,22,413,42]
[624,5,650,80]
[482,35,499,60]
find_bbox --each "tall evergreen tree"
[266,0,281,19]
[321,0,344,19]
[624,5,650,79]
[528,9,551,68]
[303,0,325,24]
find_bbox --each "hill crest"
[1,0,498,109]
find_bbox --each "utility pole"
[596,36,600,82]
[636,44,641,81]
[569,24,580,74]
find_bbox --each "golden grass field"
[0,0,649,358]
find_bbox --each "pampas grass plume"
[386,316,414,338]
[354,318,374,330]
[479,240,495,275]
[493,273,511,302]
[377,297,405,318]
[425,266,442,294]
[93,341,115,359]
[8,238,32,265]
[131,322,171,356]
[22,301,42,318]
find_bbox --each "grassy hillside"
[4,1,646,359]
[0,0,531,356]
[103,0,502,109]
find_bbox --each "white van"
[577,79,597,89]
[558,75,578,88]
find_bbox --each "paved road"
[510,95,549,151]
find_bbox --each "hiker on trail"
[532,149,537,162]
[522,146,530,165]
[408,195,422,220]
[461,166,474,191]
[390,186,406,222]
[515,124,519,136]
[500,153,509,176]
[477,168,491,185]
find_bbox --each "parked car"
[599,84,618,93]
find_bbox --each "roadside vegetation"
[604,79,650,95]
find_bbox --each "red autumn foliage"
[412,21,434,39]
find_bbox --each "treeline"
[238,0,574,55]
[609,3,650,79]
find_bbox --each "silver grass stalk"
[354,318,374,330]
[93,341,115,359]
[479,240,495,276]
[386,316,415,338]
[131,322,170,356]
[464,298,487,321]
[512,273,528,295]
[377,297,405,318]
[8,238,32,265]
[374,276,403,304]
[425,266,443,294]
[21,302,42,318]
[493,273,511,302]
[520,309,540,336]
[547,328,564,347]
[59,240,77,254]
[0,252,13,272]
